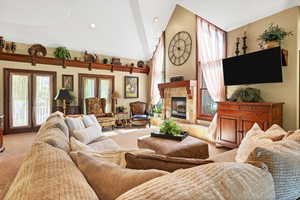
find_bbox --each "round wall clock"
[168,31,192,66]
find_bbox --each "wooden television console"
[216,101,284,148]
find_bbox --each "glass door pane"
[83,78,96,113]
[34,75,52,126]
[11,74,30,128]
[99,79,112,113]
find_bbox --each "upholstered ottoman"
[137,135,209,159]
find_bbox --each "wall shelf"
[0,52,150,74]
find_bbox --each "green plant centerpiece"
[258,23,293,48]
[54,47,71,60]
[229,87,264,102]
[160,120,183,136]
[152,120,187,141]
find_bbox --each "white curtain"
[197,18,226,141]
[150,35,164,105]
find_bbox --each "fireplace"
[171,97,187,119]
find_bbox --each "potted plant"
[258,23,293,49]
[151,120,187,141]
[54,47,71,60]
[152,104,162,118]
[102,58,109,64]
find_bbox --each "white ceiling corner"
[0,0,299,60]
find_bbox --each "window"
[79,74,114,114]
[197,17,226,121]
[198,74,217,120]
[4,69,56,133]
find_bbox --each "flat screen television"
[222,47,283,86]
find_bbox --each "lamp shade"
[112,91,121,99]
[55,89,73,101]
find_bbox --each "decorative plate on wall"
[168,31,192,66]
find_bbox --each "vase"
[0,37,4,52]
[264,41,280,49]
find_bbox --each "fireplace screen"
[171,97,187,119]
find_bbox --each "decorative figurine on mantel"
[235,37,240,56]
[0,36,5,52]
[5,42,11,53]
[11,42,16,53]
[28,44,47,57]
[83,51,95,63]
[242,31,247,54]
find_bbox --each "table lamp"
[55,88,73,115]
[112,91,121,112]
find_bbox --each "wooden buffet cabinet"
[216,102,284,148]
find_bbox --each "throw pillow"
[236,123,273,162]
[76,152,168,200]
[71,144,154,167]
[259,124,287,141]
[116,162,275,200]
[125,153,213,172]
[72,125,102,144]
[247,139,300,200]
[285,130,300,142]
[82,115,101,128]
[70,136,94,152]
[65,117,85,133]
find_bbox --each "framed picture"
[62,75,74,91]
[124,76,139,98]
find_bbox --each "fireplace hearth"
[171,97,187,119]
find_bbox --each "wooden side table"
[0,115,4,153]
[114,112,131,128]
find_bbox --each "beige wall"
[0,43,149,114]
[165,5,197,81]
[227,7,300,130]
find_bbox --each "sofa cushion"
[125,153,213,172]
[116,162,275,200]
[4,142,98,200]
[72,125,102,144]
[65,117,85,133]
[76,152,168,200]
[36,127,70,152]
[247,139,300,200]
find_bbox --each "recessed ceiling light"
[90,23,96,29]
[153,17,159,23]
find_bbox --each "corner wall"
[227,7,300,130]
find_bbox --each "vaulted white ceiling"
[0,0,299,60]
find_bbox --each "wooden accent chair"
[129,101,151,127]
[85,97,116,129]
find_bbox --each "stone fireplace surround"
[158,80,197,124]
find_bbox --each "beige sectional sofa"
[4,112,298,200]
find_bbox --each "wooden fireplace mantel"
[158,80,197,99]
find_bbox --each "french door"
[79,74,114,114]
[4,69,56,133]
